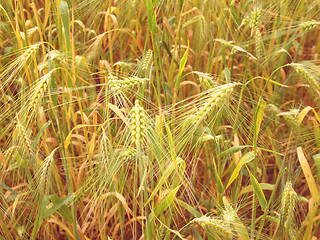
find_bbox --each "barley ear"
[192,215,232,238]
[279,181,298,237]
[30,69,55,111]
[130,100,147,148]
[37,148,58,196]
[193,83,239,126]
[299,20,319,31]
[291,63,320,95]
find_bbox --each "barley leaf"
[218,145,251,158]
[176,199,201,218]
[255,100,266,136]
[59,0,71,51]
[153,184,181,218]
[313,154,320,179]
[297,147,319,202]
[145,157,185,206]
[246,166,267,210]
[226,151,255,190]
[32,121,51,148]
[297,106,313,124]
[175,41,189,88]
[43,194,74,222]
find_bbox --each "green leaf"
[218,145,251,158]
[152,0,160,7]
[239,183,275,196]
[255,100,266,136]
[145,157,185,206]
[30,195,50,240]
[246,166,267,210]
[153,185,181,218]
[224,68,231,83]
[175,41,189,88]
[152,11,159,34]
[42,194,74,223]
[176,199,201,218]
[225,151,255,190]
[313,154,320,179]
[212,157,224,193]
[32,121,51,148]
[59,0,70,50]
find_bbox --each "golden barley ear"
[13,117,36,161]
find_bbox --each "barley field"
[0,0,320,239]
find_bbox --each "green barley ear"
[279,181,298,237]
[250,8,261,30]
[14,120,34,157]
[193,71,217,90]
[291,63,320,92]
[254,28,264,61]
[267,104,280,115]
[277,109,300,130]
[193,83,239,125]
[37,148,58,196]
[108,74,149,93]
[299,20,319,31]
[198,14,208,43]
[30,69,55,110]
[192,215,232,238]
[130,100,147,147]
[141,49,153,74]
[122,146,137,160]
[85,32,107,63]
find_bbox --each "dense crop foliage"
[0,0,320,239]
